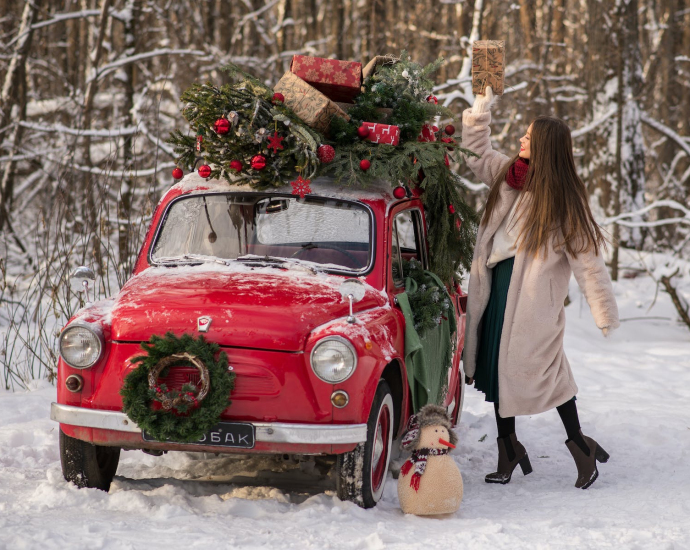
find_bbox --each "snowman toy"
[397,404,463,516]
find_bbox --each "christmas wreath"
[166,51,478,285]
[121,332,235,443]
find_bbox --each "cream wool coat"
[461,109,620,418]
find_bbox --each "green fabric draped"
[397,270,457,413]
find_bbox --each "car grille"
[158,365,280,398]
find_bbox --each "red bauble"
[393,186,406,199]
[272,92,285,104]
[198,165,212,178]
[359,159,371,171]
[214,118,230,135]
[317,144,336,164]
[251,155,267,170]
[357,125,371,139]
[427,95,438,104]
[448,204,456,214]
[445,124,456,136]
[172,167,183,179]
[229,160,243,172]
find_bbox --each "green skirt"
[474,256,514,403]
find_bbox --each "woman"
[461,86,619,490]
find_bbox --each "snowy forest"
[1,0,689,387]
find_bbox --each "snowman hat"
[400,404,458,450]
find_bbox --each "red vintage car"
[51,174,467,508]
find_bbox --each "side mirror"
[339,279,365,324]
[70,266,96,303]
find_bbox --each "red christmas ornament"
[445,124,456,136]
[393,186,407,199]
[196,135,203,152]
[442,136,455,151]
[291,175,312,199]
[272,92,285,104]
[448,204,456,214]
[357,125,371,139]
[229,160,242,172]
[359,159,371,171]
[172,167,183,180]
[427,95,438,104]
[214,118,230,135]
[251,155,267,170]
[317,144,335,164]
[267,131,284,154]
[198,164,212,178]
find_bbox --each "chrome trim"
[58,322,105,369]
[50,403,367,444]
[148,191,377,278]
[310,335,358,383]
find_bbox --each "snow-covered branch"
[604,200,690,228]
[6,9,102,48]
[570,107,617,138]
[18,120,139,138]
[86,49,208,83]
[640,114,690,157]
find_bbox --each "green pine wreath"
[121,332,235,443]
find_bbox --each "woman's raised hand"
[471,86,495,114]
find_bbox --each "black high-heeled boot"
[485,433,533,484]
[565,430,610,489]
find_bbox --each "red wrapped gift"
[362,122,400,146]
[290,55,362,103]
[417,124,437,143]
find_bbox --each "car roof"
[168,172,397,204]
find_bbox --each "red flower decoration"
[172,167,183,180]
[267,131,284,154]
[251,155,266,170]
[291,175,312,199]
[214,118,230,135]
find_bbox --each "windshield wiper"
[155,254,229,266]
[236,254,319,274]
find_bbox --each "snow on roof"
[169,172,395,202]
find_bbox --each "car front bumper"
[51,402,368,445]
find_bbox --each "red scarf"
[506,157,529,190]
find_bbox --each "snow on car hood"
[110,263,385,352]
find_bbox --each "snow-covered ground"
[2,253,690,549]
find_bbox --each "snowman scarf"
[400,448,451,492]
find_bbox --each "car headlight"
[310,336,357,383]
[59,324,104,368]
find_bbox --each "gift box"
[417,124,437,143]
[274,71,350,134]
[361,122,400,146]
[290,55,362,103]
[472,40,505,95]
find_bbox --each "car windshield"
[151,193,372,272]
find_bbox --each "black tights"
[494,398,590,455]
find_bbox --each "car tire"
[336,380,394,509]
[59,429,120,492]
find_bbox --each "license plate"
[142,422,255,448]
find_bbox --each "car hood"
[110,264,385,351]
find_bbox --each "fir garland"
[402,259,453,336]
[121,332,235,443]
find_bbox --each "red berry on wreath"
[449,204,456,214]
[198,164,212,178]
[172,167,183,180]
[317,145,335,164]
[229,160,242,172]
[357,125,371,139]
[360,159,371,171]
[272,92,285,104]
[427,95,438,104]
[251,154,266,171]
[445,124,456,136]
[214,118,230,135]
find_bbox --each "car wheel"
[336,380,394,509]
[59,429,120,492]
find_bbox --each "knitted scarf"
[506,157,529,190]
[400,448,451,492]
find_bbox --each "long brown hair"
[481,115,605,258]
